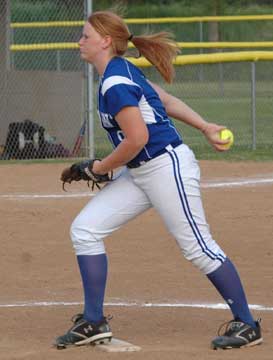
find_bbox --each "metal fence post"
[218,50,224,97]
[198,21,204,81]
[56,50,61,71]
[6,0,12,71]
[84,0,94,158]
[251,62,256,150]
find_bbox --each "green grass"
[92,77,273,161]
[1,147,272,164]
[193,145,273,161]
[0,158,78,165]
[7,0,273,163]
[2,146,271,164]
[176,97,272,147]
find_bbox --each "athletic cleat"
[211,318,262,350]
[54,314,112,349]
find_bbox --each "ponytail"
[89,11,180,83]
[130,32,180,83]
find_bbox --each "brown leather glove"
[61,159,112,191]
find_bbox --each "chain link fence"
[0,1,272,160]
[0,0,86,160]
[94,60,273,158]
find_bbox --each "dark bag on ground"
[2,119,70,159]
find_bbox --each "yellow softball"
[220,129,234,149]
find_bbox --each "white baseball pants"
[71,144,226,274]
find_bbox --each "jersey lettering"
[98,57,182,165]
[117,130,124,142]
[99,111,114,128]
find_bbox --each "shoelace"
[217,319,244,336]
[71,313,84,324]
[105,314,113,322]
[71,313,113,325]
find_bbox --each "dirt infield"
[1,161,273,360]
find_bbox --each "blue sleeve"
[104,84,143,117]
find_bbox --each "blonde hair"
[88,11,180,83]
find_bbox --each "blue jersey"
[97,57,182,167]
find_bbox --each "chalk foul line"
[1,300,273,312]
[202,177,273,188]
[0,193,92,199]
[0,177,273,199]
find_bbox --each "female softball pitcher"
[55,10,262,350]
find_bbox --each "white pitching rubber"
[95,338,141,352]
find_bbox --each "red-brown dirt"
[0,161,272,360]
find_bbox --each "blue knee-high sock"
[207,258,255,327]
[77,254,108,324]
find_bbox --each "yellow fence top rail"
[11,43,79,51]
[11,21,84,28]
[8,43,273,66]
[125,14,273,24]
[127,51,273,66]
[10,14,273,28]
[177,41,273,49]
[10,41,273,52]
